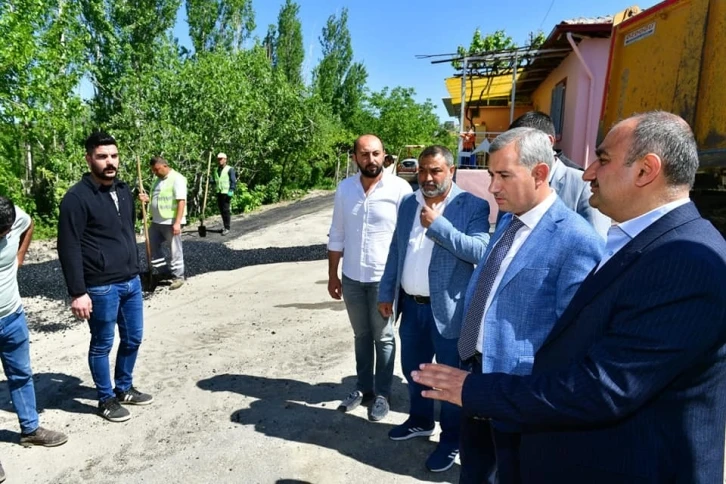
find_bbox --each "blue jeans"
[0,307,39,434]
[86,276,144,402]
[399,294,461,445]
[341,275,395,398]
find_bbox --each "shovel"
[136,154,156,292]
[198,151,213,237]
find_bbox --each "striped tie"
[458,216,525,361]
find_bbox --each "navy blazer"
[461,202,726,483]
[378,183,490,338]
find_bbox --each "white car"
[396,158,418,182]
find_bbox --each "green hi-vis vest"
[152,169,185,220]
[214,165,231,193]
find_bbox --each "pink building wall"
[532,37,611,167]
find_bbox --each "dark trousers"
[460,359,522,484]
[399,293,461,445]
[216,193,231,229]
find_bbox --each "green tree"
[0,0,89,227]
[313,8,353,121]
[359,87,441,156]
[451,28,544,129]
[185,0,255,53]
[273,0,304,86]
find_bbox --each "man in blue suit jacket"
[509,111,610,239]
[414,111,726,483]
[378,145,489,473]
[450,127,604,483]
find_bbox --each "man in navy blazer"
[451,127,603,483]
[509,111,610,239]
[413,111,726,483]
[378,145,490,472]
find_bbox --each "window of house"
[550,79,567,140]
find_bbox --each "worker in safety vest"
[214,152,237,235]
[139,156,187,290]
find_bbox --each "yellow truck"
[599,0,726,233]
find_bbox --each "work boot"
[19,426,69,447]
[169,278,184,290]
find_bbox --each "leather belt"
[405,293,430,304]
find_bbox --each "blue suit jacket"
[378,183,490,339]
[465,196,604,378]
[462,202,726,483]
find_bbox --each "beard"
[92,164,118,181]
[358,162,382,178]
[421,177,451,198]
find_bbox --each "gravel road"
[1,190,458,484]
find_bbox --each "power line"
[539,0,556,31]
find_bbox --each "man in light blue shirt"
[0,197,68,481]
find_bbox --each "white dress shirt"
[400,189,454,296]
[328,173,413,283]
[595,198,691,272]
[476,190,557,352]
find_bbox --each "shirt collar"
[548,157,562,183]
[517,189,557,230]
[616,198,691,239]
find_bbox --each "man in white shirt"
[328,134,412,422]
[377,145,490,472]
[139,156,187,290]
[0,197,68,482]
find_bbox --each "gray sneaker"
[19,426,68,447]
[337,390,374,412]
[0,460,5,483]
[368,396,390,421]
[337,390,363,412]
[99,397,131,422]
[116,387,154,405]
[221,228,229,236]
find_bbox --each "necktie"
[458,216,525,361]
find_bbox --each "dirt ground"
[0,191,458,483]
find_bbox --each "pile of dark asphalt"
[18,193,333,334]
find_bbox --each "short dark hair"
[509,111,556,138]
[85,131,117,155]
[353,134,385,154]
[626,111,699,188]
[419,145,454,166]
[0,196,17,234]
[150,156,168,167]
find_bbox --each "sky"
[171,0,662,122]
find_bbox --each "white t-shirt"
[0,206,31,319]
[151,171,187,225]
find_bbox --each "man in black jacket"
[57,131,153,423]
